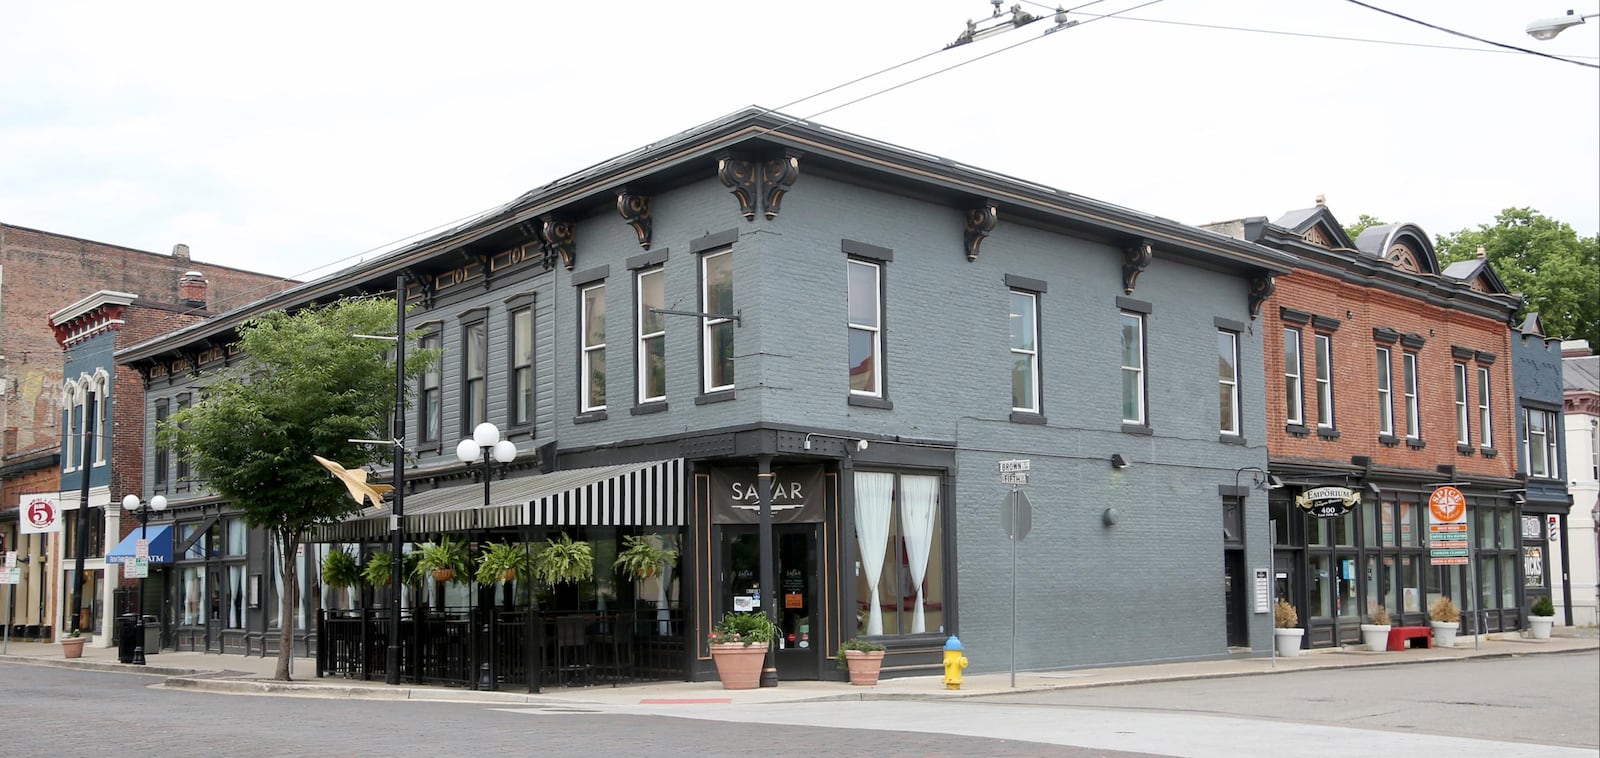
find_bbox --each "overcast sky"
[3,0,1596,282]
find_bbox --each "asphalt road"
[0,663,1141,758]
[4,651,1594,757]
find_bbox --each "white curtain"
[854,472,895,636]
[899,475,938,633]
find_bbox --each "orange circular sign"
[1429,486,1466,523]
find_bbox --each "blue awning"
[106,524,174,564]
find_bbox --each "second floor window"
[175,394,191,486]
[1524,408,1559,479]
[419,332,441,442]
[1454,363,1470,445]
[1315,334,1334,428]
[1121,311,1146,425]
[638,267,666,402]
[848,259,882,397]
[1284,328,1303,426]
[1376,347,1394,437]
[702,250,734,393]
[510,307,534,427]
[1010,290,1039,413]
[462,320,486,431]
[1403,351,1420,440]
[154,400,170,489]
[1477,366,1493,449]
[581,283,607,412]
[1217,329,1240,436]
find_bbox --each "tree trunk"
[275,530,299,681]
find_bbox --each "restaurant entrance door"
[722,524,822,680]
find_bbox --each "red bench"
[1387,625,1432,651]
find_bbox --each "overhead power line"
[1342,0,1598,69]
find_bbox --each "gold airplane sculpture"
[313,455,393,509]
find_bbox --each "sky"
[3,0,1596,282]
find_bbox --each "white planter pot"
[1431,620,1459,648]
[1274,627,1305,657]
[1529,615,1555,640]
[1360,624,1392,652]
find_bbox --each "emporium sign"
[1295,486,1360,518]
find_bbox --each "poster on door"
[1524,546,1545,588]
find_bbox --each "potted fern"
[1273,598,1303,657]
[362,549,418,587]
[1360,604,1392,652]
[1529,595,1556,640]
[533,533,594,586]
[835,637,887,685]
[1429,596,1461,647]
[476,542,534,585]
[415,536,470,584]
[321,548,362,608]
[612,535,677,581]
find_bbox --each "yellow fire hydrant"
[942,635,968,690]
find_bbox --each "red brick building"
[1209,205,1523,649]
[1,224,294,641]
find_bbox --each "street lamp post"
[120,493,168,665]
[456,422,515,690]
[1526,10,1597,40]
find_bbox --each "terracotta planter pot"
[431,568,455,583]
[710,643,767,689]
[844,650,885,685]
[61,637,86,659]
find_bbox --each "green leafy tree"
[1343,214,1389,243]
[1435,208,1599,348]
[161,298,436,680]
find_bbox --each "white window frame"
[62,379,81,472]
[637,267,666,403]
[1524,408,1559,479]
[1376,347,1394,436]
[1121,311,1146,425]
[93,371,110,466]
[1010,290,1040,413]
[461,319,487,432]
[1284,328,1303,426]
[1315,334,1334,429]
[509,306,534,428]
[1477,366,1493,449]
[1218,329,1241,436]
[847,259,883,398]
[1453,362,1470,445]
[1403,351,1420,440]
[581,282,607,412]
[419,331,442,442]
[701,250,735,394]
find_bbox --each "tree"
[161,298,436,680]
[1435,208,1600,349]
[1343,214,1389,243]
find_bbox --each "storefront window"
[1403,556,1422,613]
[1400,501,1420,546]
[1309,554,1332,618]
[1380,556,1398,613]
[1476,508,1494,548]
[1499,554,1516,607]
[1363,502,1380,546]
[853,471,945,636]
[227,518,247,555]
[1477,556,1495,611]
[1336,556,1358,619]
[1333,511,1354,546]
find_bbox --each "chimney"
[172,243,190,263]
[179,270,208,310]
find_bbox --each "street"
[2,651,1595,757]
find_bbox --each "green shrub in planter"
[1531,595,1555,617]
[834,637,886,670]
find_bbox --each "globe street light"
[120,493,168,665]
[457,423,519,501]
[1526,10,1597,40]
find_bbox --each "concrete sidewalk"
[3,628,1595,707]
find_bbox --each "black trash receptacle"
[116,614,138,663]
[142,615,160,655]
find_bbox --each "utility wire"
[1343,0,1598,69]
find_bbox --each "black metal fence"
[316,607,685,691]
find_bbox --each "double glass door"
[722,524,820,680]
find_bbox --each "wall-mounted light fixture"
[1364,482,1382,496]
[1102,507,1121,526]
[803,432,868,452]
[1233,466,1283,491]
[1110,453,1130,469]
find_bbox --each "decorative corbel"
[963,203,998,261]
[761,151,800,219]
[616,190,653,250]
[541,215,576,270]
[718,154,759,220]
[1248,274,1276,320]
[1122,240,1153,294]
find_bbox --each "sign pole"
[1468,519,1481,651]
[1010,485,1018,689]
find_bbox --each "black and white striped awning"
[310,459,684,543]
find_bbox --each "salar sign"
[709,466,826,524]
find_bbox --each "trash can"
[142,615,160,655]
[117,614,138,663]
